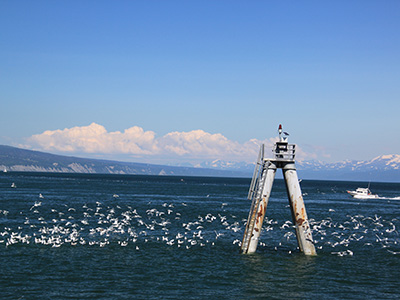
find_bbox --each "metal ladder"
[240,145,269,254]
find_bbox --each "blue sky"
[1,1,399,165]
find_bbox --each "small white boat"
[347,187,379,199]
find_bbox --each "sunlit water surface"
[1,173,399,299]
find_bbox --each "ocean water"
[1,172,399,299]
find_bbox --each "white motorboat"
[347,187,379,199]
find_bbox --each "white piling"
[246,162,276,253]
[283,163,316,255]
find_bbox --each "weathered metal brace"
[240,125,316,255]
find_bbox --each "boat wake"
[377,196,400,200]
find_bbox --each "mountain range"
[0,145,399,182]
[195,155,400,182]
[296,155,400,182]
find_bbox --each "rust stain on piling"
[293,202,306,226]
[257,209,263,220]
[296,206,306,226]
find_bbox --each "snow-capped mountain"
[195,159,254,172]
[293,155,400,182]
[297,154,400,172]
[197,155,400,182]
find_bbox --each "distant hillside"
[0,145,248,177]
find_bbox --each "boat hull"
[347,190,379,199]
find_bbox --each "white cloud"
[25,123,313,163]
[159,130,243,157]
[27,123,158,155]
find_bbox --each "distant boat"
[347,187,379,199]
[11,182,16,188]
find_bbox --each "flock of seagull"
[0,198,240,251]
[0,193,399,256]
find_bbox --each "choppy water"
[1,172,399,299]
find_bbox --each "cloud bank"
[25,123,310,164]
